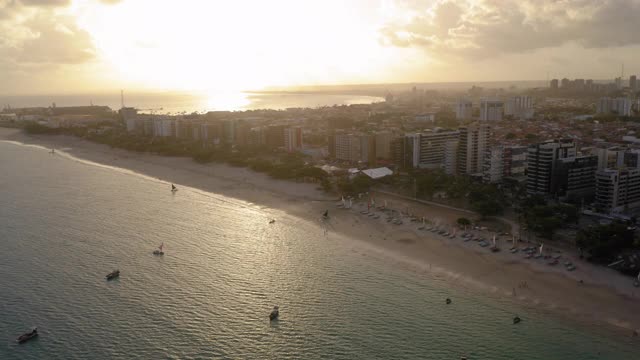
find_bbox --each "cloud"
[19,0,70,6]
[380,0,640,58]
[0,1,95,64]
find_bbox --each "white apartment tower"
[479,99,504,121]
[458,123,491,175]
[455,99,473,120]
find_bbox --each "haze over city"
[2,0,640,94]
[4,1,640,359]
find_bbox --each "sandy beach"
[3,127,640,335]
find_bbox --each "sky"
[1,0,640,95]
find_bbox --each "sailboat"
[171,184,178,192]
[534,243,544,259]
[153,243,165,255]
[491,235,500,252]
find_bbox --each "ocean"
[0,140,637,359]
[0,92,384,114]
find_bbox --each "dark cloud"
[380,0,640,58]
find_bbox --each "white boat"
[171,184,178,192]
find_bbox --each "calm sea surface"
[0,141,637,359]
[0,92,383,114]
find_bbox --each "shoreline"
[3,127,640,336]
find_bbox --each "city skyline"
[2,0,640,95]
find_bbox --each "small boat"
[153,243,164,256]
[513,316,521,324]
[446,298,452,305]
[269,305,279,321]
[171,184,178,192]
[16,328,38,344]
[269,219,276,224]
[490,247,501,253]
[106,269,120,280]
[510,248,519,253]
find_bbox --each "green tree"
[576,223,635,263]
[457,217,471,226]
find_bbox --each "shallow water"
[0,141,637,359]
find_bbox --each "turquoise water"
[0,141,637,359]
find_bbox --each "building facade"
[455,99,473,121]
[479,99,504,121]
[526,139,576,195]
[284,127,303,152]
[595,168,640,214]
[596,97,632,116]
[552,155,598,202]
[505,96,534,120]
[458,123,491,175]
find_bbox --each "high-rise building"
[483,147,504,183]
[455,99,473,120]
[595,168,640,214]
[443,140,459,175]
[284,127,303,152]
[375,131,393,159]
[413,130,460,169]
[391,136,411,169]
[479,99,503,121]
[630,75,637,91]
[526,139,576,195]
[596,97,632,116]
[235,121,251,147]
[266,124,286,148]
[561,78,570,88]
[334,133,375,165]
[359,134,376,165]
[222,120,236,144]
[585,79,594,90]
[504,145,527,178]
[504,96,534,119]
[249,126,267,147]
[550,79,559,89]
[483,145,527,183]
[615,77,623,90]
[458,123,491,175]
[552,155,598,201]
[335,133,361,163]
